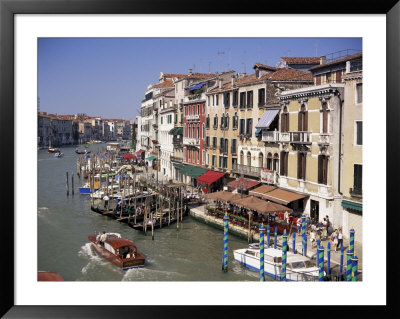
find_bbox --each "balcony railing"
[280,132,290,142]
[186,114,200,121]
[289,131,312,144]
[262,131,280,142]
[170,155,183,163]
[183,137,200,146]
[232,163,262,177]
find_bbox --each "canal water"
[38,144,271,281]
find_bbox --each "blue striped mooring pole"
[349,228,355,255]
[317,245,324,281]
[351,254,359,281]
[266,224,270,248]
[339,245,344,281]
[316,239,321,267]
[259,224,265,281]
[327,241,331,278]
[274,226,277,249]
[281,229,287,281]
[304,234,307,257]
[292,232,296,254]
[346,249,353,281]
[222,213,228,272]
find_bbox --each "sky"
[38,38,362,120]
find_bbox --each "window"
[247,152,252,166]
[180,114,183,124]
[281,106,289,133]
[280,151,288,176]
[206,136,210,147]
[297,152,306,180]
[224,92,230,107]
[239,119,245,135]
[220,115,224,129]
[356,83,362,103]
[225,114,229,129]
[353,164,362,194]
[206,115,210,129]
[273,153,279,172]
[219,137,224,151]
[246,118,253,136]
[318,155,328,185]
[202,124,205,139]
[161,117,163,124]
[233,90,238,107]
[240,92,246,108]
[231,139,237,154]
[258,153,263,168]
[224,139,228,154]
[240,151,244,165]
[212,137,217,149]
[356,121,362,145]
[214,114,218,129]
[258,88,265,106]
[298,104,308,131]
[322,103,328,133]
[246,91,253,108]
[216,94,219,106]
[267,153,272,170]
[197,104,200,115]
[233,112,238,129]
[212,155,216,167]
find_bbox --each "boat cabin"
[105,236,137,260]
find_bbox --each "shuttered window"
[336,70,342,83]
[356,121,362,145]
[297,152,306,180]
[298,105,308,131]
[353,164,362,192]
[318,155,328,184]
[356,83,362,103]
[322,103,328,133]
[280,151,288,176]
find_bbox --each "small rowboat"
[88,232,145,270]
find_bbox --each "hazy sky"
[38,38,362,120]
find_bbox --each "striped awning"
[342,200,362,212]
[256,109,280,128]
[146,156,156,161]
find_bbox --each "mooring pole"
[259,224,265,281]
[281,229,287,281]
[66,172,69,196]
[71,172,74,195]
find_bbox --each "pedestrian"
[331,229,338,251]
[321,218,328,240]
[337,228,343,250]
[284,211,289,224]
[310,228,317,248]
[103,195,109,209]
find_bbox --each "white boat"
[233,246,322,281]
[54,152,64,158]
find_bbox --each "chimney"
[320,56,326,65]
[231,75,235,87]
[219,79,222,89]
[255,68,259,78]
[188,69,193,75]
[237,73,246,79]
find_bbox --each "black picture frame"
[1,0,398,317]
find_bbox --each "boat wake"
[122,267,183,281]
[78,243,108,274]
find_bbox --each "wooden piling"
[151,211,154,240]
[65,171,69,196]
[71,172,74,195]
[168,195,171,226]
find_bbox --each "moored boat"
[38,271,64,281]
[233,246,321,281]
[88,232,145,270]
[48,147,60,153]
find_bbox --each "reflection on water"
[38,145,271,281]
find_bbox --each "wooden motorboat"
[48,147,60,153]
[88,232,145,270]
[233,246,322,281]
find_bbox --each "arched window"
[233,112,238,129]
[206,114,210,129]
[273,153,279,171]
[258,152,263,168]
[240,151,244,165]
[214,114,218,128]
[202,123,205,139]
[298,104,308,131]
[322,102,328,133]
[225,113,229,129]
[221,114,224,129]
[267,152,273,170]
[247,151,252,166]
[197,124,200,139]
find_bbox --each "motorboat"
[54,152,64,158]
[38,271,64,281]
[79,182,99,195]
[76,148,91,154]
[88,232,145,270]
[233,246,322,281]
[48,147,60,153]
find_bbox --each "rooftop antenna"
[227,48,231,70]
[217,50,225,73]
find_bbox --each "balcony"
[350,187,362,198]
[262,131,280,142]
[186,114,200,121]
[183,137,200,146]
[280,132,290,142]
[232,163,262,178]
[170,155,183,163]
[318,133,331,146]
[184,92,206,103]
[289,131,312,144]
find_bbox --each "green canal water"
[38,144,271,281]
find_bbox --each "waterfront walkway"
[190,205,363,274]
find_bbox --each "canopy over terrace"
[249,185,276,197]
[196,171,225,186]
[260,188,308,205]
[205,191,248,203]
[226,178,260,191]
[230,196,292,215]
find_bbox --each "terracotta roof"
[263,68,313,82]
[253,63,277,71]
[185,72,218,80]
[162,73,187,79]
[281,57,320,64]
[153,80,174,88]
[310,52,362,71]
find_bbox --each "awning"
[169,128,177,135]
[146,156,157,161]
[342,200,362,212]
[230,196,293,215]
[227,178,260,191]
[205,191,248,203]
[261,188,308,205]
[256,109,280,128]
[196,171,225,185]
[189,83,203,91]
[180,165,207,178]
[175,127,183,135]
[136,150,145,155]
[123,153,134,159]
[173,163,184,170]
[255,128,262,136]
[249,185,277,197]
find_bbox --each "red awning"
[136,150,145,155]
[227,178,260,191]
[196,171,225,185]
[123,153,134,159]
